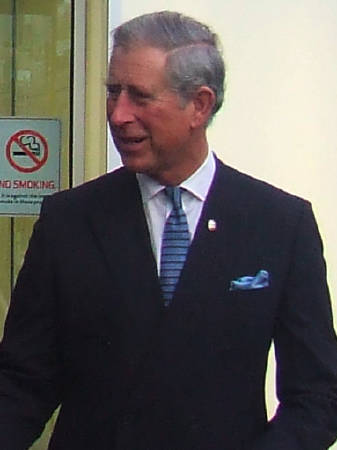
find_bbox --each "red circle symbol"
[6,129,49,173]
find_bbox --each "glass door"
[0,0,72,448]
[0,0,72,321]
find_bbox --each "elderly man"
[0,10,337,450]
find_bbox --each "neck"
[155,140,209,186]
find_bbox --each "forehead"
[108,45,169,87]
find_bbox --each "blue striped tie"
[160,186,190,307]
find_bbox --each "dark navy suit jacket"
[0,160,337,449]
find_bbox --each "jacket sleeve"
[253,202,337,450]
[0,204,62,449]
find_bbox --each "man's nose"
[107,91,135,127]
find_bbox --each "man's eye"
[133,95,148,105]
[106,86,121,99]
[129,88,151,104]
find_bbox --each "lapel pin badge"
[208,219,217,232]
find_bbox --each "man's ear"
[191,86,216,128]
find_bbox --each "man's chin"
[121,156,152,175]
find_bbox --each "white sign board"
[0,118,61,216]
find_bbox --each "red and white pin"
[208,219,217,232]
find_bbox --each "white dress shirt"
[137,151,216,273]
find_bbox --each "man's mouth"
[114,133,147,144]
[119,137,146,144]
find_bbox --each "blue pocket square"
[230,270,269,291]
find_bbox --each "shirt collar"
[180,151,216,201]
[136,151,216,203]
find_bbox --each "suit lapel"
[171,160,249,315]
[85,169,162,332]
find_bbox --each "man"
[0,10,337,450]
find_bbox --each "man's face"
[107,45,205,185]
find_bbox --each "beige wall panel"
[84,0,108,180]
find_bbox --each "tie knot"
[165,186,182,210]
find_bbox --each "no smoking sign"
[6,129,49,173]
[0,118,61,216]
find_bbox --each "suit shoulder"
[41,167,135,215]
[214,161,313,231]
[218,161,310,210]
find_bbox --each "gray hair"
[112,11,225,124]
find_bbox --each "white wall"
[108,2,337,443]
